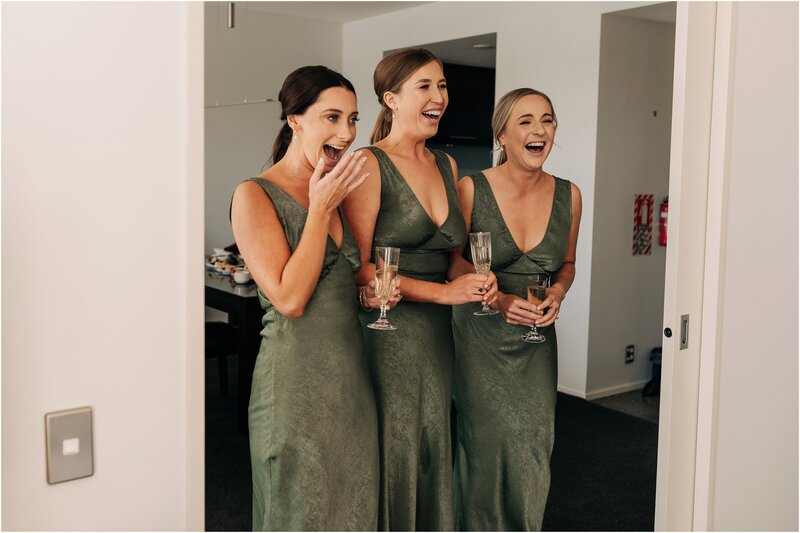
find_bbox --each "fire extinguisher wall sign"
[633,194,654,255]
[659,196,668,246]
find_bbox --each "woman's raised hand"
[308,153,369,214]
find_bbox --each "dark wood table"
[205,271,262,435]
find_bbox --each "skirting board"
[557,384,587,399]
[584,379,651,401]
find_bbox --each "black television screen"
[429,62,495,146]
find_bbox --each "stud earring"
[500,144,505,151]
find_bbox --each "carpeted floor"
[542,394,657,531]
[206,357,657,531]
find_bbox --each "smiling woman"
[449,88,582,530]
[343,48,498,531]
[229,65,400,531]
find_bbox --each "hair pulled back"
[492,88,558,165]
[270,66,356,164]
[370,48,442,144]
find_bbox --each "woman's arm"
[535,181,583,327]
[232,154,367,318]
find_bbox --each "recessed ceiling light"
[473,43,494,49]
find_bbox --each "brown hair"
[370,48,443,144]
[492,88,558,165]
[270,66,356,164]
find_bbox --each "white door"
[655,2,720,530]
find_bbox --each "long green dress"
[244,178,379,531]
[452,172,573,531]
[358,147,466,531]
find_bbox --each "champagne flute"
[469,232,499,316]
[367,246,400,331]
[521,273,549,343]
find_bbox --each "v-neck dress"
[358,146,466,531]
[452,171,573,531]
[243,178,379,531]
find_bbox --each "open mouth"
[526,141,546,154]
[323,144,345,161]
[421,110,442,122]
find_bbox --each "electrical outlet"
[625,345,635,364]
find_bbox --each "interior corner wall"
[2,3,203,530]
[342,1,653,396]
[586,14,675,398]
[204,4,343,254]
[710,2,798,529]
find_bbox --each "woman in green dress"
[342,48,497,531]
[450,88,583,531]
[231,66,397,531]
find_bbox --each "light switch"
[45,407,93,484]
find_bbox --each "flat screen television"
[429,62,495,146]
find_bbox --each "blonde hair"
[370,48,443,144]
[492,88,557,165]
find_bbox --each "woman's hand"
[533,286,565,327]
[361,278,402,311]
[308,153,369,214]
[495,293,542,326]
[442,272,498,305]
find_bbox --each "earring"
[499,144,505,151]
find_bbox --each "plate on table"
[207,253,246,276]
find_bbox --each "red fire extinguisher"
[659,197,669,246]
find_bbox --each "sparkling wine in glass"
[469,232,499,316]
[367,246,400,331]
[522,273,548,343]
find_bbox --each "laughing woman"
[231,66,390,531]
[343,48,496,531]
[449,88,582,531]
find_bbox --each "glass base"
[521,329,546,343]
[367,319,397,331]
[474,306,499,316]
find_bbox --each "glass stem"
[378,301,388,322]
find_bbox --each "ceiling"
[612,2,677,24]
[243,1,430,23]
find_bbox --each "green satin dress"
[244,178,379,531]
[452,172,573,531]
[357,147,466,531]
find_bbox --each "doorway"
[587,5,676,403]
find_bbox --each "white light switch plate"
[45,407,93,484]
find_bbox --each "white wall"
[342,1,653,396]
[587,13,674,397]
[204,4,343,253]
[710,2,798,529]
[2,3,204,530]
